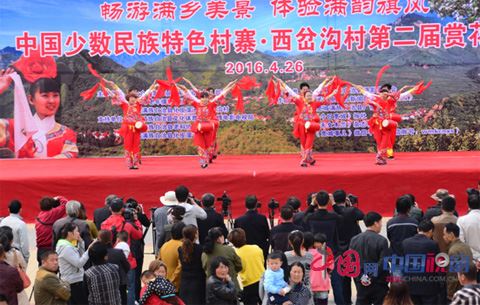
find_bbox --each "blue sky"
[0,0,434,50]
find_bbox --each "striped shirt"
[85,263,121,305]
[451,284,480,305]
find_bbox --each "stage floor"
[1,151,479,222]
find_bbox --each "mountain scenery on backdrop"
[0,13,479,156]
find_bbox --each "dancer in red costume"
[177,81,236,168]
[182,78,225,162]
[106,81,158,169]
[81,64,158,169]
[0,53,78,159]
[352,75,429,165]
[274,76,338,167]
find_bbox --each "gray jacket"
[56,239,89,284]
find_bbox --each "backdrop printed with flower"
[0,0,479,158]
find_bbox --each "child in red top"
[309,233,335,305]
[140,270,185,305]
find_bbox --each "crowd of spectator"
[0,185,479,305]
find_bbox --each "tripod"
[150,207,157,255]
[223,208,234,231]
[268,207,276,228]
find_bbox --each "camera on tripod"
[217,191,232,217]
[267,198,279,228]
[268,198,279,210]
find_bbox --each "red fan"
[154,67,182,106]
[231,76,261,112]
[80,64,109,101]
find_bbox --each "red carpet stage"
[1,151,479,222]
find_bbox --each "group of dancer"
[0,51,431,169]
[88,66,428,169]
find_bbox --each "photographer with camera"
[125,198,150,301]
[100,198,143,305]
[197,193,228,244]
[234,195,270,260]
[331,190,364,305]
[175,185,207,227]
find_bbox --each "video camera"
[188,194,202,206]
[124,198,142,222]
[346,194,358,206]
[268,198,279,210]
[467,188,479,197]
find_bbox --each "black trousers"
[411,294,439,305]
[120,284,127,305]
[243,281,260,305]
[69,281,88,305]
[354,281,388,305]
[343,275,353,305]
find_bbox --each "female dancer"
[105,81,158,169]
[352,81,425,165]
[275,76,337,167]
[177,81,236,168]
[181,78,222,161]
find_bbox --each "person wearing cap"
[425,189,458,220]
[154,191,178,254]
[162,205,186,244]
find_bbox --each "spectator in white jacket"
[0,200,29,265]
[458,194,480,261]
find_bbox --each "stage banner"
[0,0,479,158]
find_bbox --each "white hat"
[159,191,179,206]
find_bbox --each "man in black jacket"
[93,194,117,230]
[234,195,270,259]
[349,212,389,305]
[332,190,364,305]
[402,219,441,305]
[197,193,228,244]
[270,205,303,252]
[386,195,418,255]
[304,191,344,304]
